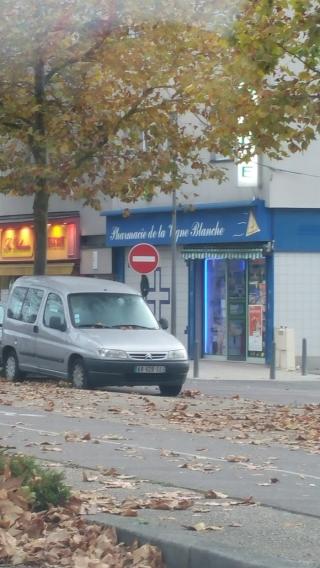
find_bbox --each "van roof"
[13,276,140,296]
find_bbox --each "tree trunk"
[32,56,48,276]
[33,186,49,275]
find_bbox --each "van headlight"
[98,348,128,359]
[168,349,187,360]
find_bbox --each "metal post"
[301,338,307,376]
[193,340,200,378]
[269,341,276,380]
[171,188,177,336]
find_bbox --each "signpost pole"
[171,188,177,336]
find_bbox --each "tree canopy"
[222,0,320,158]
[0,0,318,273]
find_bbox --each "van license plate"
[134,365,166,374]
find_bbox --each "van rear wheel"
[159,384,182,397]
[4,350,24,382]
[71,358,89,389]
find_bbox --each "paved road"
[1,380,320,567]
[187,378,320,405]
[0,401,319,517]
[105,377,320,405]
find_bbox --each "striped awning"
[182,247,264,260]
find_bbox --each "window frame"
[7,286,28,321]
[43,292,66,330]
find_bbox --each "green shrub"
[0,450,71,511]
[30,467,71,511]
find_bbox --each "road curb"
[88,513,297,568]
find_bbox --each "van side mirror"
[159,317,168,330]
[49,316,66,332]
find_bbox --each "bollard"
[301,338,307,376]
[193,340,200,378]
[269,341,276,380]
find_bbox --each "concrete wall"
[80,248,112,276]
[111,159,264,211]
[266,139,320,209]
[0,193,110,236]
[124,246,188,349]
[274,252,320,370]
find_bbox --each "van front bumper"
[83,357,189,387]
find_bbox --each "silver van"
[1,276,189,396]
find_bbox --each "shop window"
[204,258,267,361]
[204,259,227,356]
[227,260,246,360]
[247,259,266,358]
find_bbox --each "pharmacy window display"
[204,258,266,361]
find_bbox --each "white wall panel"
[274,253,320,363]
[124,246,188,348]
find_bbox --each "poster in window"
[249,305,263,352]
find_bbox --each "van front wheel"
[70,358,89,389]
[4,350,24,382]
[159,384,183,397]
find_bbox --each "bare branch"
[45,23,114,84]
[0,119,30,129]
[275,42,320,75]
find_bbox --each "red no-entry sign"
[128,243,159,274]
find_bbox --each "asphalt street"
[187,378,320,405]
[0,405,319,516]
[0,378,319,567]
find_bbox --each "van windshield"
[68,293,159,330]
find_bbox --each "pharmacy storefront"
[103,199,273,363]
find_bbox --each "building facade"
[0,192,113,302]
[0,138,319,370]
[104,139,320,370]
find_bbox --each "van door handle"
[33,325,39,334]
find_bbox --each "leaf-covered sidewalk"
[0,463,164,568]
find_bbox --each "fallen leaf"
[82,471,99,482]
[64,432,79,442]
[40,445,62,452]
[184,522,223,532]
[204,490,228,499]
[225,455,250,463]
[121,509,138,517]
[81,432,91,441]
[44,400,54,412]
[180,389,200,398]
[132,544,163,566]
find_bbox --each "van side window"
[21,288,44,324]
[44,293,66,329]
[7,286,28,320]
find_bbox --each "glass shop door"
[227,260,247,360]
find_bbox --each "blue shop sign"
[103,199,271,247]
[274,209,320,252]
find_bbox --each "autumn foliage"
[0,0,318,273]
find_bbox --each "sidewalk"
[187,359,320,381]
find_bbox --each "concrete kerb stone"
[88,513,297,568]
[186,358,320,382]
